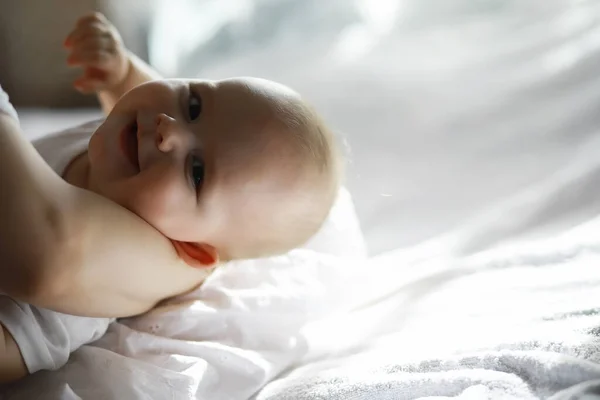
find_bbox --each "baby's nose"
[155,113,183,153]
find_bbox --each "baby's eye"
[188,93,202,121]
[189,155,205,189]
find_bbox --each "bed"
[3,0,600,398]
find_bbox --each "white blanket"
[251,149,600,399]
[256,223,600,399]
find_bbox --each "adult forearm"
[97,52,163,115]
[0,114,64,301]
[0,324,27,383]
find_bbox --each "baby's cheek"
[129,174,192,238]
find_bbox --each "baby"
[0,13,340,382]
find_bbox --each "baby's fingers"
[64,12,111,47]
[67,35,114,57]
[73,67,108,93]
[67,48,112,68]
[76,12,109,27]
[73,80,105,94]
[64,24,111,48]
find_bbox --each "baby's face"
[88,77,310,259]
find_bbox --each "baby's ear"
[171,241,218,268]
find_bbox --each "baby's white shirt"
[0,120,113,374]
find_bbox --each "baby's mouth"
[121,120,140,172]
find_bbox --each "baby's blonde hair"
[226,96,342,261]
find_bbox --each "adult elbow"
[5,244,68,308]
[1,206,72,307]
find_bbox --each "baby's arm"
[65,12,163,116]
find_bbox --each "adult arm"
[0,324,27,383]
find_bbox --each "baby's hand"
[64,12,130,94]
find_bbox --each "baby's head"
[88,77,341,266]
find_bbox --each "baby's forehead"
[218,77,299,97]
[190,76,309,164]
[211,79,305,131]
[208,107,306,181]
[214,78,302,114]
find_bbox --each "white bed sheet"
[256,219,600,399]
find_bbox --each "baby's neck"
[62,151,91,189]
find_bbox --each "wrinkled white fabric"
[256,217,600,399]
